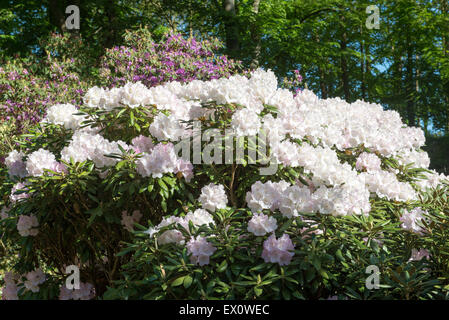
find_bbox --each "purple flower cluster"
[100,30,242,88]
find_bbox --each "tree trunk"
[315,33,327,99]
[105,0,118,48]
[340,31,350,101]
[441,0,449,133]
[360,40,366,100]
[406,33,415,127]
[48,0,67,32]
[339,14,350,101]
[222,0,240,57]
[249,0,261,69]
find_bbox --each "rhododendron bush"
[99,28,242,88]
[0,29,242,159]
[1,69,449,300]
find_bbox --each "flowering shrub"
[99,28,242,88]
[0,33,93,159]
[1,68,449,300]
[0,29,243,160]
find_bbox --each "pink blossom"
[261,234,295,266]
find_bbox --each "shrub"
[0,33,93,158]
[0,29,243,160]
[99,28,243,88]
[1,69,448,300]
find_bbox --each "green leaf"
[183,275,193,288]
[172,276,185,287]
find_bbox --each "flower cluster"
[1,268,46,300]
[400,207,427,235]
[17,214,39,237]
[61,131,127,168]
[146,208,215,246]
[409,248,430,262]
[247,213,278,236]
[25,148,62,177]
[23,269,46,293]
[1,273,19,300]
[136,143,193,180]
[246,180,370,217]
[100,30,241,88]
[356,152,382,172]
[5,150,27,179]
[59,282,95,300]
[42,104,85,130]
[198,183,228,212]
[9,182,30,203]
[261,234,295,266]
[186,236,217,266]
[121,210,143,232]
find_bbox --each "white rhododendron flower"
[5,150,28,178]
[121,210,143,232]
[175,158,194,182]
[17,214,39,237]
[24,268,46,293]
[278,185,314,218]
[231,108,261,136]
[61,131,129,168]
[136,143,187,179]
[356,152,382,172]
[415,170,447,190]
[59,282,95,300]
[198,183,228,212]
[150,216,186,245]
[183,209,215,229]
[395,149,430,169]
[261,234,295,266]
[270,140,301,167]
[400,207,427,234]
[245,180,290,212]
[1,272,19,300]
[25,148,58,177]
[84,86,107,108]
[146,208,215,244]
[186,236,217,266]
[409,248,430,262]
[248,68,278,104]
[247,213,277,236]
[42,103,85,130]
[361,170,417,202]
[121,81,150,108]
[150,113,187,141]
[131,135,154,153]
[10,182,30,203]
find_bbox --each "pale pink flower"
[121,210,142,232]
[59,282,95,300]
[400,207,426,235]
[409,248,430,262]
[261,234,295,266]
[247,213,277,236]
[17,215,39,237]
[186,236,217,266]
